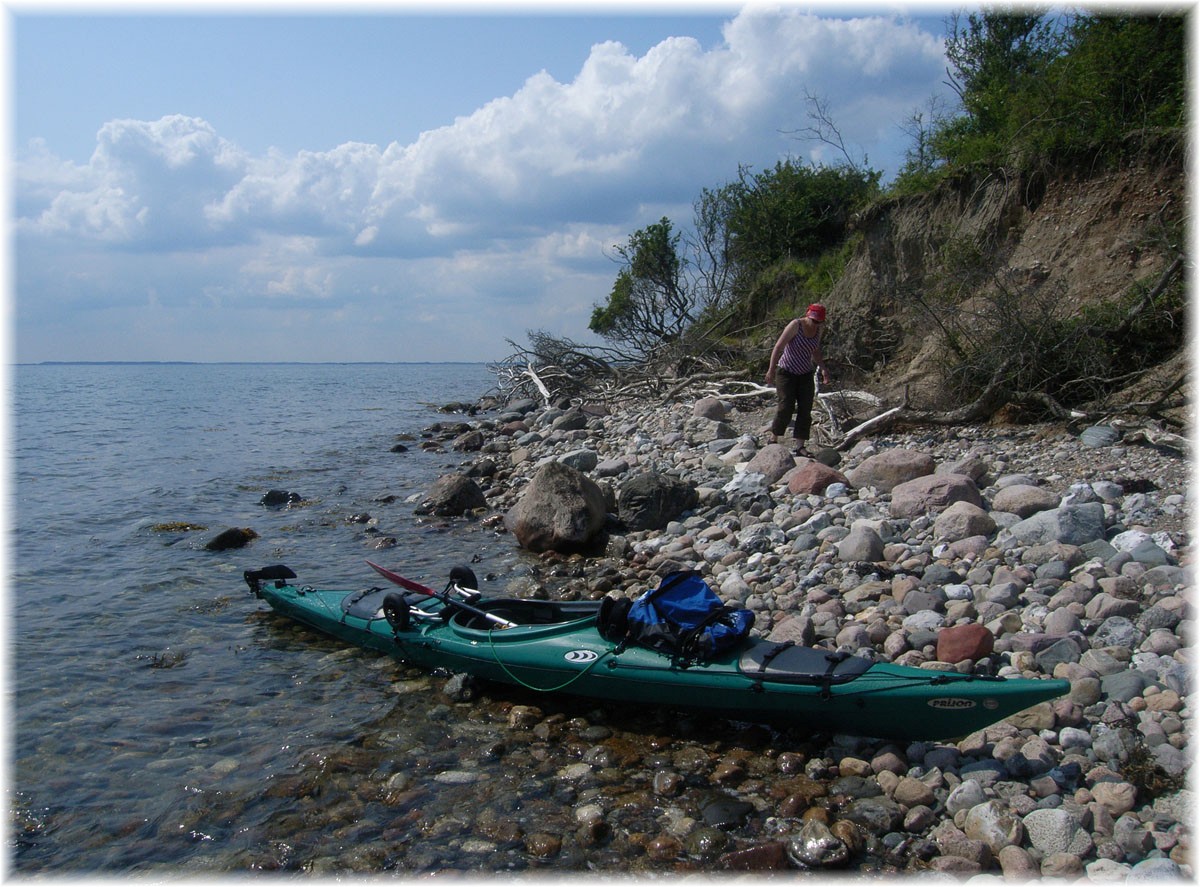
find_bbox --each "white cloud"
[14,8,951,362]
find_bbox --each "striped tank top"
[779,323,820,374]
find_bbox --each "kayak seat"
[453,599,601,629]
[740,640,873,685]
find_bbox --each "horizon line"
[21,360,494,366]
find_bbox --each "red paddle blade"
[365,561,437,596]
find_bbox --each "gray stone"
[505,462,607,552]
[940,782,988,820]
[1151,742,1188,778]
[1085,859,1133,881]
[1102,670,1153,703]
[1034,637,1082,672]
[421,472,488,517]
[618,472,698,532]
[1130,539,1173,566]
[595,458,633,477]
[557,448,599,472]
[1092,727,1140,765]
[901,589,944,615]
[1093,616,1139,649]
[1004,502,1106,546]
[1081,538,1120,561]
[840,796,903,834]
[1085,593,1142,621]
[1127,859,1187,882]
[901,610,945,632]
[786,818,848,868]
[1141,565,1189,589]
[837,524,885,562]
[1080,425,1120,447]
[692,396,727,421]
[995,473,1040,488]
[963,800,1024,854]
[1043,608,1082,636]
[1021,808,1093,856]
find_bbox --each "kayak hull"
[251,575,1068,741]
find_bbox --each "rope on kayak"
[810,669,1008,702]
[484,630,615,693]
[297,587,349,622]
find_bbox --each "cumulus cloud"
[15,8,950,361]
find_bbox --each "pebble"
[413,395,1192,878]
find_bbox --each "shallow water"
[11,362,556,873]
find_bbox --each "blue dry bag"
[598,570,755,663]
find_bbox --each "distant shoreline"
[22,360,490,366]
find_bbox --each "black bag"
[597,570,754,663]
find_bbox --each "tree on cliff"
[589,218,693,359]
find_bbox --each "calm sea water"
[11,362,546,873]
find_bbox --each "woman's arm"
[765,320,799,384]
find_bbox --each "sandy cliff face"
[825,134,1186,415]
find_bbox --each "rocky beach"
[401,388,1192,879]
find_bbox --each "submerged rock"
[205,526,258,550]
[786,818,849,868]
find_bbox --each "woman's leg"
[792,371,816,442]
[770,368,799,438]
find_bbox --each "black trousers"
[771,367,815,441]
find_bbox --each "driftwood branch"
[524,364,552,406]
[667,369,746,400]
[1114,422,1188,455]
[838,404,907,450]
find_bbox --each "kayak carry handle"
[244,565,297,595]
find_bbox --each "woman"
[764,303,830,457]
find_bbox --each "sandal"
[793,444,812,458]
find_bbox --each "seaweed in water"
[151,521,208,533]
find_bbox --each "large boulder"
[745,444,797,485]
[991,484,1059,518]
[889,474,983,519]
[846,449,935,492]
[788,461,850,495]
[692,396,727,421]
[505,462,608,553]
[1002,503,1107,547]
[937,624,995,663]
[618,472,699,531]
[419,473,487,516]
[934,501,996,541]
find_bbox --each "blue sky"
[11,3,961,363]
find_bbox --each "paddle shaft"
[366,561,516,628]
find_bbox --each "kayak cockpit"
[450,599,601,631]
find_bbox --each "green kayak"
[245,564,1068,741]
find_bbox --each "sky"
[9,2,966,364]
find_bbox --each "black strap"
[819,651,851,699]
[755,641,796,674]
[677,605,737,663]
[643,570,701,604]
